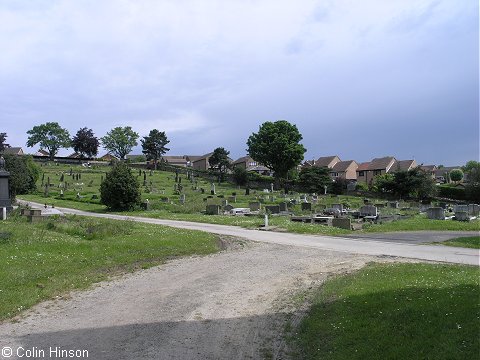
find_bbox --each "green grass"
[0,211,219,321]
[18,163,479,235]
[294,262,480,360]
[362,215,480,233]
[441,236,480,249]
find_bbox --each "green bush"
[100,162,141,210]
[438,185,466,200]
[3,154,40,198]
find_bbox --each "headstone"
[141,200,151,210]
[249,202,261,211]
[332,203,343,212]
[206,204,221,215]
[211,183,216,195]
[228,196,236,203]
[468,204,479,216]
[454,211,469,221]
[347,182,356,192]
[389,201,399,209]
[301,202,312,211]
[454,204,469,213]
[270,183,274,193]
[180,194,186,205]
[265,205,280,214]
[426,207,445,220]
[224,204,234,212]
[359,205,378,217]
[161,197,170,203]
[245,187,250,196]
[221,199,228,207]
[332,218,351,230]
[279,202,288,212]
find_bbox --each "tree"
[232,166,248,186]
[71,127,100,159]
[449,169,464,183]
[3,154,40,198]
[462,160,480,174]
[141,129,170,169]
[209,147,231,182]
[26,122,71,160]
[0,133,10,152]
[101,126,139,160]
[330,177,349,195]
[100,162,141,210]
[464,161,480,202]
[298,167,331,194]
[247,120,306,187]
[373,168,436,200]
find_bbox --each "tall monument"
[0,156,13,212]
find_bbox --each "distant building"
[1,147,24,156]
[35,149,49,157]
[330,160,358,180]
[99,153,119,162]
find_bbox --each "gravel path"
[0,241,376,360]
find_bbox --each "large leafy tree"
[464,161,480,202]
[209,147,231,182]
[141,129,170,169]
[72,127,100,159]
[101,126,139,160]
[247,120,306,185]
[298,166,331,193]
[0,132,10,152]
[449,169,464,183]
[373,168,436,200]
[26,122,71,160]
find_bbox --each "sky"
[0,0,478,166]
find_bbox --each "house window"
[248,162,257,166]
[358,171,365,177]
[373,170,382,176]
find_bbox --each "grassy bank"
[441,236,480,249]
[294,263,479,359]
[0,212,219,321]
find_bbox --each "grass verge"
[441,236,480,249]
[0,212,219,321]
[294,262,480,360]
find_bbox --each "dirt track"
[0,240,376,359]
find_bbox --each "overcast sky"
[0,0,478,166]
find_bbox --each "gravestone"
[249,202,261,211]
[245,187,250,196]
[389,201,399,209]
[454,204,469,213]
[206,204,221,215]
[265,205,280,214]
[426,207,445,220]
[279,202,288,212]
[228,196,236,203]
[270,183,274,193]
[161,197,170,203]
[346,182,356,192]
[301,202,312,211]
[454,211,469,221]
[141,200,151,210]
[180,194,186,205]
[211,183,216,195]
[332,203,343,212]
[332,218,351,230]
[221,199,228,207]
[359,205,378,217]
[0,157,13,212]
[224,204,234,212]
[468,204,479,216]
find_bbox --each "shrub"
[438,185,466,200]
[232,167,248,186]
[100,162,141,210]
[3,154,40,198]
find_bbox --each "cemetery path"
[18,201,480,266]
[1,240,376,359]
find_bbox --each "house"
[35,149,49,157]
[394,159,417,172]
[434,166,462,184]
[67,152,82,159]
[160,155,188,167]
[1,147,24,156]
[419,165,437,179]
[191,152,214,171]
[126,154,146,162]
[232,156,271,175]
[99,153,119,162]
[356,156,397,185]
[330,160,358,180]
[314,155,341,169]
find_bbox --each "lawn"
[0,211,219,321]
[16,163,480,236]
[441,236,480,249]
[293,262,480,360]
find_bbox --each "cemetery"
[13,162,480,234]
